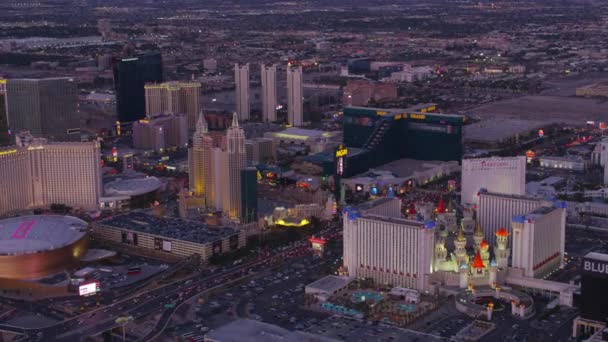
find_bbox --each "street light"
[115,316,134,341]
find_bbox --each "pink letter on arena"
[13,220,35,239]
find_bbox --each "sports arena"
[0,215,88,279]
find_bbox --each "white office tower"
[343,198,435,291]
[144,81,201,128]
[234,63,250,121]
[261,64,277,122]
[478,191,548,245]
[222,113,247,221]
[0,140,101,216]
[461,156,526,207]
[511,203,566,278]
[189,110,208,197]
[286,65,303,127]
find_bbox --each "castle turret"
[454,223,468,268]
[473,216,485,251]
[434,225,448,271]
[436,196,446,214]
[495,227,510,269]
[480,239,490,266]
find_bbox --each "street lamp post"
[115,315,133,342]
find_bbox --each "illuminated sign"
[409,113,426,120]
[139,119,150,124]
[538,129,544,138]
[336,147,348,158]
[337,157,344,176]
[394,114,403,120]
[79,281,100,296]
[0,79,6,84]
[583,259,608,277]
[0,149,17,156]
[276,218,310,227]
[376,111,388,116]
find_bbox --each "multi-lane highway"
[0,234,323,341]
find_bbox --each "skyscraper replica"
[113,53,163,123]
[222,113,247,221]
[0,139,101,216]
[234,63,250,121]
[189,110,209,197]
[261,64,277,122]
[287,64,303,127]
[144,81,201,128]
[4,78,79,140]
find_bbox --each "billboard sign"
[79,281,100,297]
[583,257,608,279]
[162,240,172,252]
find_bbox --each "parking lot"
[161,246,340,340]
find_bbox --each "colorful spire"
[472,250,485,269]
[436,196,445,213]
[480,239,489,249]
[474,218,484,237]
[496,227,509,237]
[447,196,454,213]
[456,223,466,242]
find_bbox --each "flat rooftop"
[585,252,608,263]
[306,275,351,294]
[465,118,546,143]
[354,158,457,179]
[98,212,238,245]
[205,319,339,342]
[104,177,163,197]
[0,215,87,255]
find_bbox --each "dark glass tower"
[113,53,163,123]
[240,167,258,224]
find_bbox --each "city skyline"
[0,0,607,340]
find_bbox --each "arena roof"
[205,319,339,342]
[104,177,163,197]
[0,215,87,255]
[98,212,239,245]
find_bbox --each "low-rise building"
[91,211,245,261]
[538,155,585,171]
[305,275,352,302]
[264,128,341,154]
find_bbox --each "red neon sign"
[13,220,35,239]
